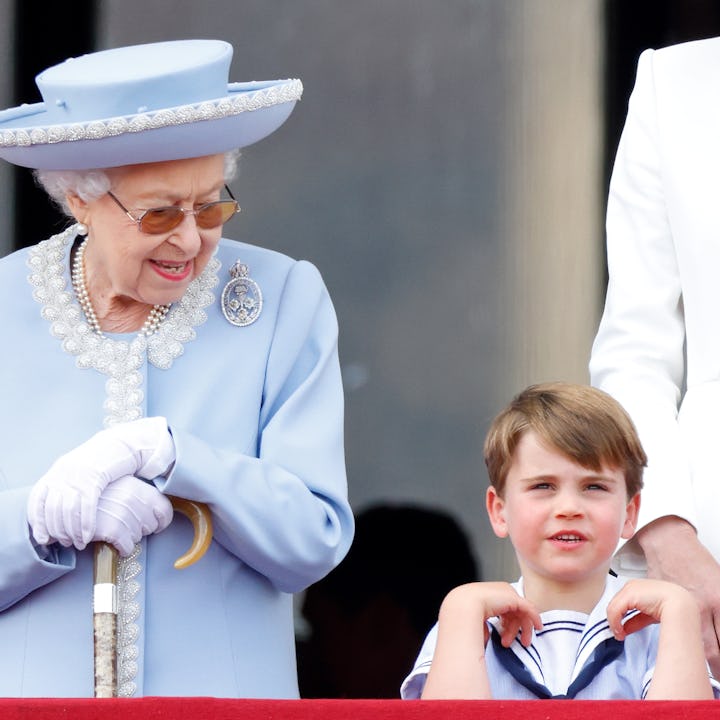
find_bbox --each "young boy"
[401,382,716,700]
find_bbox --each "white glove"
[27,416,175,550]
[92,475,173,556]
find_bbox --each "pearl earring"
[76,222,88,236]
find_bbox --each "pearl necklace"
[71,237,170,337]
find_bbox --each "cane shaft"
[93,542,118,698]
[90,500,211,696]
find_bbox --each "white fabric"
[589,36,720,566]
[401,575,658,700]
[26,416,175,549]
[518,608,585,696]
[92,475,173,556]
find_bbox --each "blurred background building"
[1,0,718,587]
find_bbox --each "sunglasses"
[107,185,240,234]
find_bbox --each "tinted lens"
[136,199,239,234]
[196,200,239,229]
[139,207,185,234]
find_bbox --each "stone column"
[500,0,603,397]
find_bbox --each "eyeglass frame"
[106,184,240,234]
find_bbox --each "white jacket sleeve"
[590,48,697,567]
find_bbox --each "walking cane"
[93,496,213,697]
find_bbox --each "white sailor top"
[401,574,719,699]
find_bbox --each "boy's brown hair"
[484,382,646,498]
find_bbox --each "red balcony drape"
[0,698,717,720]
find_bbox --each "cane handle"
[169,496,213,569]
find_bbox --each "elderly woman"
[0,40,353,698]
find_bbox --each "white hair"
[34,149,241,218]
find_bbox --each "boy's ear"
[486,485,509,539]
[621,493,641,540]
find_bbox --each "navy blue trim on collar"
[490,626,624,699]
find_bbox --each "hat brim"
[0,79,302,170]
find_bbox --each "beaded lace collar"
[27,223,220,697]
[27,223,219,427]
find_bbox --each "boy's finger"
[622,612,657,637]
[500,616,521,647]
[519,618,535,647]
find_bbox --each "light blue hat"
[0,39,302,170]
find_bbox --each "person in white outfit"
[590,36,720,676]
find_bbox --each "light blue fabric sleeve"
[159,260,354,592]
[0,486,75,611]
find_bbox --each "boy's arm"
[606,578,713,699]
[421,582,542,699]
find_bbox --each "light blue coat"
[0,231,354,697]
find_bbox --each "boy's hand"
[439,581,543,649]
[606,578,699,640]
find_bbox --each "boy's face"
[486,430,640,597]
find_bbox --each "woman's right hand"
[638,516,720,677]
[92,476,173,556]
